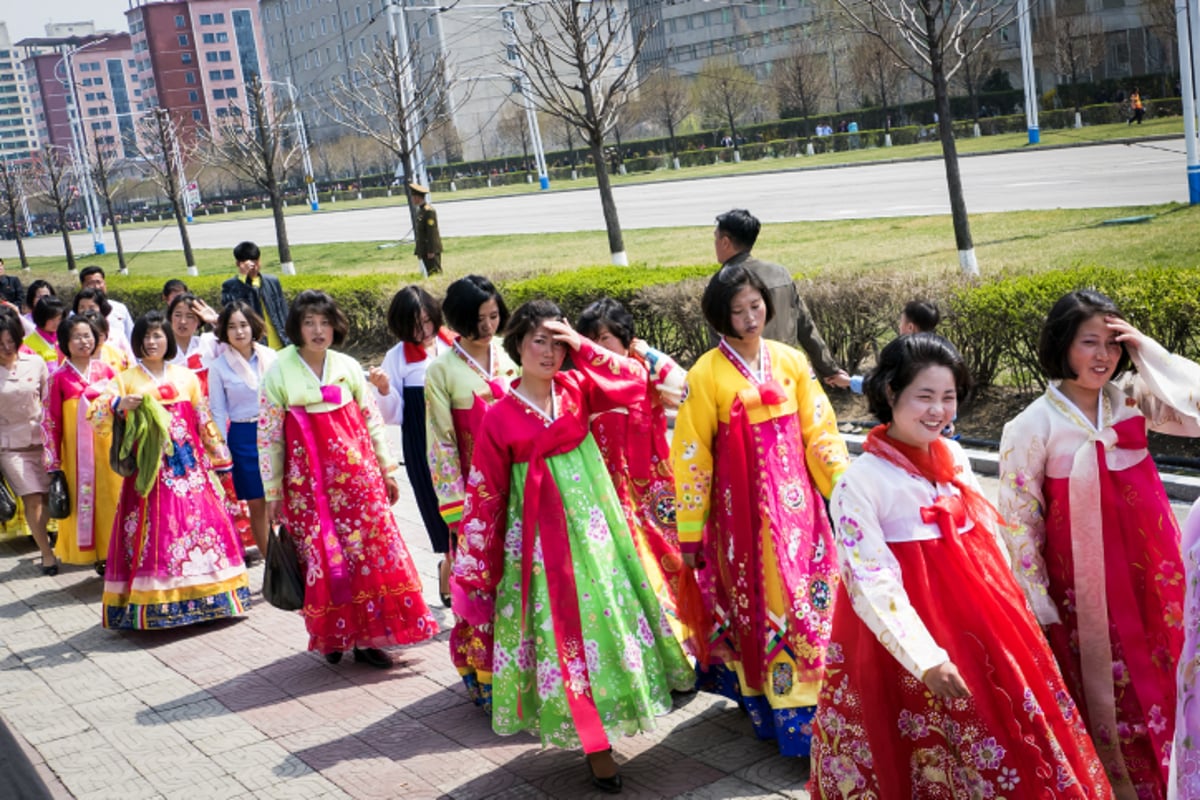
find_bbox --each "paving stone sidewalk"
[0,467,815,800]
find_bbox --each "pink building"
[126,0,270,142]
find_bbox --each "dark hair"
[131,311,178,361]
[864,333,972,424]
[33,296,66,328]
[0,307,23,346]
[25,280,55,311]
[167,292,200,324]
[1038,289,1132,381]
[162,278,188,299]
[233,241,260,262]
[79,265,106,284]
[443,275,508,340]
[502,299,565,366]
[286,290,349,348]
[215,300,265,345]
[577,297,635,349]
[701,263,775,338]
[73,287,112,317]
[82,309,109,337]
[901,299,940,333]
[715,209,761,251]
[387,285,443,344]
[57,314,100,358]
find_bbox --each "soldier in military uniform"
[410,183,442,276]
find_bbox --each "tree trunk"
[588,134,626,264]
[103,194,127,274]
[667,117,677,163]
[5,206,28,270]
[170,196,196,271]
[270,186,292,268]
[930,35,977,276]
[57,208,76,273]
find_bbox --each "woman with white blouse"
[208,301,276,556]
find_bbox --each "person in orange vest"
[1129,87,1145,125]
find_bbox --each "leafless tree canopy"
[31,145,79,272]
[633,67,691,157]
[772,41,831,127]
[1037,10,1106,111]
[133,109,198,268]
[0,159,32,269]
[848,28,906,118]
[200,78,303,195]
[693,58,773,145]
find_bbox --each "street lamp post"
[60,39,109,254]
[263,78,319,212]
[1017,0,1039,145]
[386,0,428,190]
[1177,0,1200,204]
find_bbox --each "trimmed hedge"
[81,263,1200,392]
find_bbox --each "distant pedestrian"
[410,183,442,276]
[161,279,189,307]
[221,242,289,348]
[1129,87,1145,125]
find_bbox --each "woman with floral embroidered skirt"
[259,290,437,668]
[811,333,1112,799]
[452,300,694,793]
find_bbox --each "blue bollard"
[94,242,106,255]
[539,176,550,190]
[1189,164,1200,205]
[1027,127,1040,144]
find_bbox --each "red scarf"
[402,328,455,363]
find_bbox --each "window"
[189,90,199,102]
[91,122,102,130]
[216,107,228,117]
[178,34,189,46]
[226,87,238,98]
[96,92,107,100]
[203,33,216,43]
[506,44,518,61]
[213,88,225,99]
[223,69,235,79]
[219,51,232,62]
[182,53,192,63]
[185,71,196,84]
[213,12,225,23]
[209,69,222,79]
[175,15,186,27]
[355,6,363,23]
[217,32,228,42]
[192,109,202,121]
[501,10,515,30]
[199,13,212,24]
[82,78,93,87]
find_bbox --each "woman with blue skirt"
[208,301,276,556]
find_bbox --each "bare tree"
[848,26,905,130]
[496,102,533,169]
[1039,11,1106,115]
[89,135,129,275]
[835,0,1017,275]
[956,29,999,123]
[693,58,760,151]
[325,37,460,232]
[30,145,78,273]
[509,0,645,266]
[0,159,31,271]
[635,67,690,165]
[134,108,197,274]
[773,42,830,137]
[199,77,302,272]
[1143,0,1176,97]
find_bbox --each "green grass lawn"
[16,202,1199,291]
[106,117,1185,231]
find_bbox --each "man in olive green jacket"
[713,208,851,388]
[410,183,442,275]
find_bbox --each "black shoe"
[439,558,452,608]
[353,647,393,668]
[94,561,106,578]
[587,751,622,794]
[325,651,343,664]
[41,563,59,577]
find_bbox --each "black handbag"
[262,524,306,611]
[108,411,137,478]
[48,471,71,520]
[0,474,16,523]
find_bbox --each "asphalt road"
[4,138,1190,261]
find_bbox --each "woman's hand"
[117,394,143,415]
[367,367,390,395]
[385,476,401,505]
[922,661,970,699]
[542,319,582,352]
[191,298,219,326]
[268,500,282,523]
[1106,315,1148,354]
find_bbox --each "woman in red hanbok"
[1000,291,1200,799]
[812,333,1112,799]
[259,290,437,667]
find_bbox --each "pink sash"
[287,383,353,606]
[75,382,104,549]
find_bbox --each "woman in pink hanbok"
[1000,290,1200,799]
[90,312,250,629]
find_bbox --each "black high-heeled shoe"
[586,751,622,794]
[41,563,59,577]
[438,558,452,608]
[353,647,393,668]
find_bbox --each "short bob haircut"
[167,293,203,329]
[577,297,635,350]
[131,311,178,361]
[864,333,972,424]
[33,295,66,329]
[25,279,55,312]
[73,287,112,318]
[701,262,775,338]
[1038,289,1132,382]
[57,314,100,358]
[715,209,761,251]
[233,241,260,262]
[0,307,24,347]
[901,299,940,333]
[502,298,565,367]
[442,275,508,340]
[215,300,266,345]
[387,285,443,344]
[285,289,349,348]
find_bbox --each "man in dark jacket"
[713,209,851,388]
[220,241,289,348]
[0,258,22,309]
